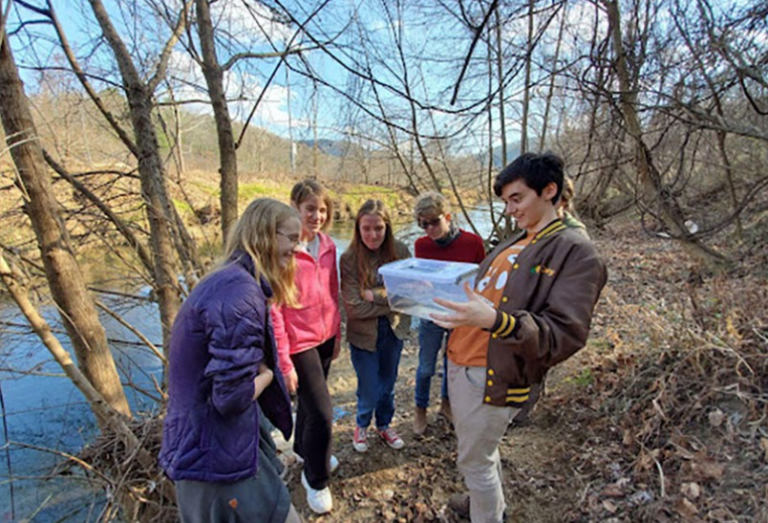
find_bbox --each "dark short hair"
[493,152,564,204]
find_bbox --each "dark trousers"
[175,418,290,523]
[291,336,335,490]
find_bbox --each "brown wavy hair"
[347,199,397,290]
[221,198,299,307]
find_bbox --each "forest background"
[0,0,766,521]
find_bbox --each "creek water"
[0,205,501,522]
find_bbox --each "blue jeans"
[350,317,404,429]
[415,319,449,409]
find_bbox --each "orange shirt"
[447,235,531,367]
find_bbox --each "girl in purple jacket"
[272,180,341,515]
[160,198,302,523]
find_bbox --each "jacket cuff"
[485,310,517,338]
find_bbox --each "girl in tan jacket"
[340,199,411,453]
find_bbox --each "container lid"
[378,258,479,284]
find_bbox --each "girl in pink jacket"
[271,180,341,515]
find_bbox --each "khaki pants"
[448,360,519,523]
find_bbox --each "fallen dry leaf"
[680,481,702,500]
[602,483,625,497]
[686,459,725,482]
[674,497,700,519]
[708,409,725,428]
[602,499,618,513]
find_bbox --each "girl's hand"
[332,336,342,360]
[253,363,274,399]
[284,368,299,394]
[362,289,375,302]
[430,282,497,330]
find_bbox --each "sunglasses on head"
[418,216,443,229]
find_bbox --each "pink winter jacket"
[271,232,341,376]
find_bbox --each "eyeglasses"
[418,216,443,230]
[277,231,301,246]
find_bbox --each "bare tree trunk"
[603,0,726,270]
[87,0,182,351]
[312,83,319,177]
[195,0,238,239]
[539,8,565,151]
[286,67,296,175]
[0,33,131,420]
[494,10,507,165]
[520,0,535,154]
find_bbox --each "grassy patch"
[565,368,594,387]
[172,199,193,214]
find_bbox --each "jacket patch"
[531,264,555,276]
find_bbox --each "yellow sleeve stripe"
[493,312,510,336]
[506,395,530,404]
[507,388,531,395]
[494,313,516,338]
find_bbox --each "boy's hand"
[431,282,496,330]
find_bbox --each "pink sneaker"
[352,426,368,453]
[377,427,405,450]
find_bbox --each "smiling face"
[500,179,558,234]
[359,213,387,251]
[276,216,301,268]
[295,194,328,240]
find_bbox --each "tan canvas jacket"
[340,240,411,351]
[479,219,607,407]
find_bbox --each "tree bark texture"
[0,35,131,418]
[196,0,238,239]
[87,0,182,351]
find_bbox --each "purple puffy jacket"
[159,251,293,482]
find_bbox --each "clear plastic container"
[378,258,480,319]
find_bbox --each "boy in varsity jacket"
[432,152,607,523]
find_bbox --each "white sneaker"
[301,471,333,514]
[295,454,339,473]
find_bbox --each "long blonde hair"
[346,199,397,290]
[221,198,299,307]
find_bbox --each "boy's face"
[418,212,451,241]
[499,179,558,233]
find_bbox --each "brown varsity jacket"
[479,219,607,407]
